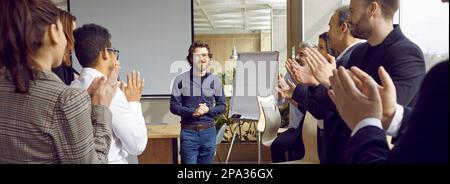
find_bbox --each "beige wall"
[194,33,271,68]
[141,98,180,125]
[260,32,272,52]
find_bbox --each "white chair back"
[216,124,227,145]
[257,95,281,147]
[301,112,320,163]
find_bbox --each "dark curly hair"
[73,24,112,68]
[186,40,212,66]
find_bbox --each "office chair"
[275,112,320,164]
[215,123,227,164]
[256,95,281,164]
[299,112,320,163]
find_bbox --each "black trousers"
[317,127,326,163]
[270,126,305,163]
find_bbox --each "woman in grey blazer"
[0,0,117,164]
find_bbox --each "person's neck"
[32,52,53,71]
[192,67,207,77]
[193,70,207,77]
[337,36,362,54]
[92,64,109,77]
[367,19,394,46]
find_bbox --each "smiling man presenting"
[170,41,226,164]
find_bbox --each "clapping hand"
[304,48,337,89]
[88,64,120,107]
[276,74,296,100]
[285,58,320,86]
[328,67,382,130]
[348,66,397,130]
[120,70,144,102]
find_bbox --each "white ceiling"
[51,0,287,34]
[194,0,286,34]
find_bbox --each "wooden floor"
[213,142,273,164]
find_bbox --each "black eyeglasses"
[107,48,120,60]
[193,53,213,59]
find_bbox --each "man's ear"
[368,1,378,17]
[100,48,109,61]
[48,24,59,45]
[341,22,349,33]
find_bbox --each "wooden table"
[138,124,181,164]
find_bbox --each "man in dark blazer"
[328,60,448,163]
[278,5,363,163]
[291,0,426,163]
[330,0,449,164]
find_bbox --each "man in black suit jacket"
[328,60,448,163]
[278,5,363,163]
[295,0,425,163]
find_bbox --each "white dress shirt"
[336,40,366,61]
[351,104,405,138]
[71,68,148,164]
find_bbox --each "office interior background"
[50,0,448,164]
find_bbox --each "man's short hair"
[364,0,399,19]
[73,24,111,68]
[186,40,212,65]
[298,41,317,49]
[335,5,350,26]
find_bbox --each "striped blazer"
[0,70,112,164]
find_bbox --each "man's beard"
[349,18,372,40]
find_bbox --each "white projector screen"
[228,52,279,120]
[70,0,192,96]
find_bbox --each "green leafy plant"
[220,68,236,85]
[215,114,228,131]
[214,114,234,142]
